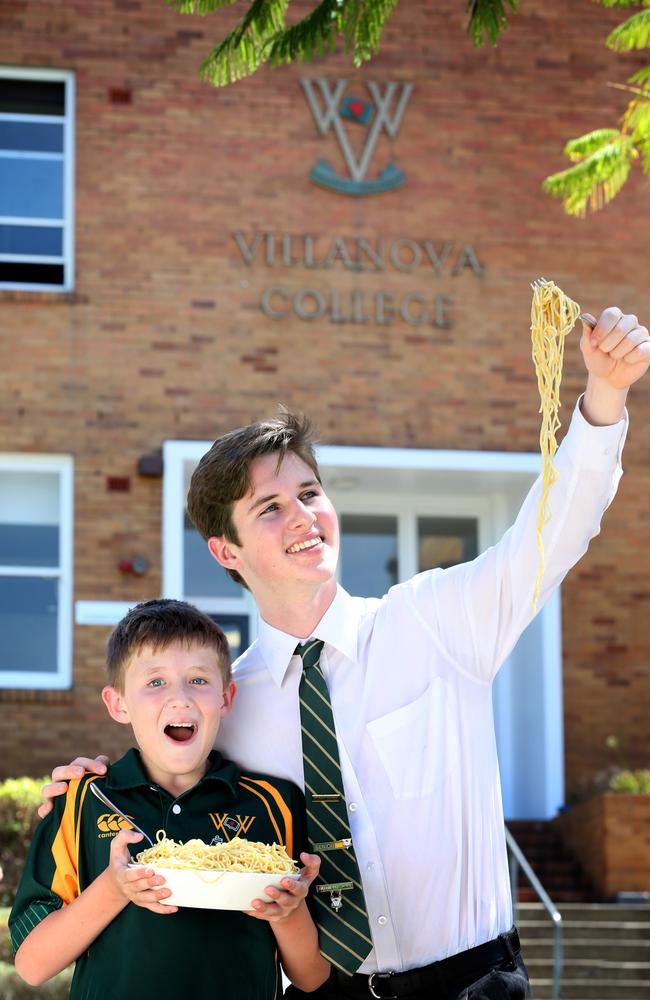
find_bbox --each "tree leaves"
[543,134,638,216]
[173,0,521,89]
[466,0,518,47]
[544,0,650,215]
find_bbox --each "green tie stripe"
[296,639,373,975]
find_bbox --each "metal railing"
[506,825,563,1000]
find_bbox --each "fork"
[89,781,155,847]
[530,277,595,330]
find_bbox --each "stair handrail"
[505,825,563,1000]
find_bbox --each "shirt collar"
[106,747,241,795]
[257,584,359,687]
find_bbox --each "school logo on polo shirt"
[96,812,135,838]
[208,813,255,840]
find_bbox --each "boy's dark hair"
[106,598,231,692]
[186,408,320,588]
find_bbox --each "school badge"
[301,78,414,196]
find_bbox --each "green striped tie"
[296,639,373,975]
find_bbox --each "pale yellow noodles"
[530,279,580,609]
[136,832,298,874]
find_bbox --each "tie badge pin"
[317,880,354,910]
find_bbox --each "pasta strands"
[530,279,580,610]
[136,831,298,874]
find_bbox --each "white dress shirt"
[215,400,627,973]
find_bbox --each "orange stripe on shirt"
[239,777,294,859]
[50,774,100,905]
[50,778,82,904]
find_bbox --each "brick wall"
[1,0,649,791]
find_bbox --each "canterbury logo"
[96,812,134,834]
[209,813,255,839]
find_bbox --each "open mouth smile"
[164,722,197,743]
[286,536,324,554]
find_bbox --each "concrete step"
[518,902,650,923]
[530,983,650,1000]
[524,939,650,960]
[519,918,650,942]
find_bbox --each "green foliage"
[543,133,638,216]
[169,0,519,86]
[606,9,650,51]
[544,0,650,216]
[466,0,518,47]
[0,960,72,999]
[609,768,650,793]
[0,777,47,908]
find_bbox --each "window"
[163,443,258,659]
[0,456,73,688]
[0,68,75,291]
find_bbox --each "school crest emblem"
[301,78,414,196]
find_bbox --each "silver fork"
[530,277,595,329]
[89,781,154,847]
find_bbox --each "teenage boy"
[12,599,329,998]
[43,308,650,999]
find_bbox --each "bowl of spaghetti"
[131,833,301,910]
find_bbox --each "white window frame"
[162,442,258,639]
[0,453,74,689]
[163,439,564,819]
[0,67,75,292]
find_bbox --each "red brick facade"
[1,0,648,799]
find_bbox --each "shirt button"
[366,862,375,872]
[377,915,388,926]
[604,448,611,455]
[349,802,358,812]
[172,804,181,814]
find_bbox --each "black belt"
[332,927,521,999]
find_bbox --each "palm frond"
[466,0,518,48]
[199,0,289,85]
[169,0,238,11]
[564,128,621,161]
[268,0,342,67]
[341,0,399,65]
[622,94,650,139]
[599,0,646,9]
[606,10,650,50]
[543,136,638,216]
[628,65,650,87]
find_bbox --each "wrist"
[582,376,628,426]
[98,866,130,910]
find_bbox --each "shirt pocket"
[365,678,454,801]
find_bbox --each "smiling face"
[207,451,340,619]
[102,640,235,796]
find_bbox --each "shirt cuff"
[560,394,628,471]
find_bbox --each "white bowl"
[130,864,301,910]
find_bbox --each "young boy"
[10,599,329,999]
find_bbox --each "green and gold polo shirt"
[10,749,306,1000]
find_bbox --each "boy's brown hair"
[106,598,231,692]
[186,408,320,588]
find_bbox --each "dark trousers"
[284,953,532,1000]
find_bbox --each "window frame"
[0,453,74,689]
[0,66,75,292]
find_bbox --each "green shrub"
[0,961,73,999]
[609,768,650,794]
[0,777,48,908]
